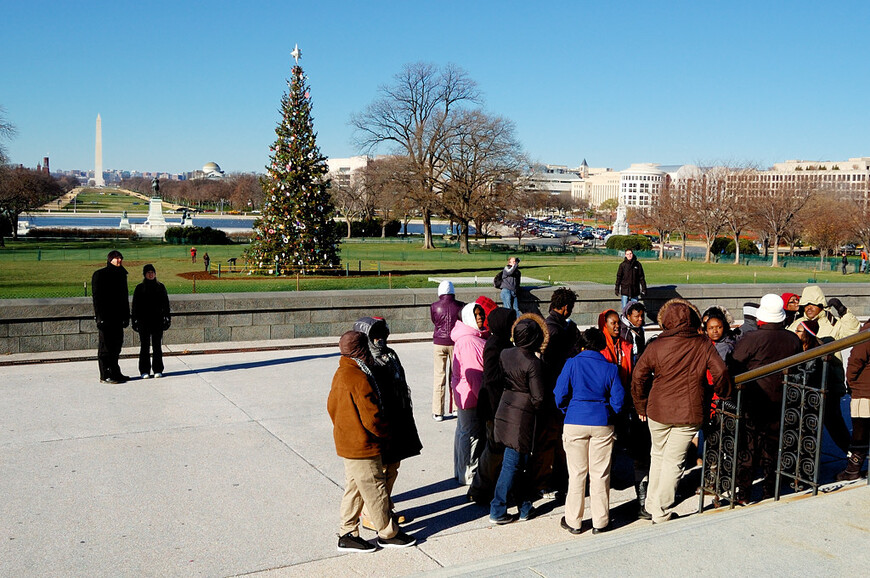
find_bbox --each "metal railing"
[699,329,870,512]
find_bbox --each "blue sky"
[2,1,868,174]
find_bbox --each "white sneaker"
[153,373,163,378]
[141,373,151,379]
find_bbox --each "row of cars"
[513,218,611,240]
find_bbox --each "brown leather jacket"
[632,299,731,425]
[846,320,870,400]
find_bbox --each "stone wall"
[2,283,869,354]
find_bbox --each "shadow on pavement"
[168,352,340,377]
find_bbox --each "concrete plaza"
[2,336,868,577]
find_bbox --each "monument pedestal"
[132,197,169,238]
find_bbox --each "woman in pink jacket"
[451,302,489,484]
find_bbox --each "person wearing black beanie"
[131,264,171,378]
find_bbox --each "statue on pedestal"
[151,177,160,197]
[613,204,630,236]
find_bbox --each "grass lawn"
[54,188,152,213]
[0,238,865,299]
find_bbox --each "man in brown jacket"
[632,299,731,524]
[327,331,416,553]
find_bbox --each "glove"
[162,316,172,331]
[827,297,847,317]
[131,320,139,332]
[614,289,620,296]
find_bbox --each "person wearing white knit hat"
[431,281,465,420]
[755,293,786,324]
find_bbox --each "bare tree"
[751,178,815,267]
[799,193,850,267]
[0,166,64,243]
[352,63,480,249]
[439,109,524,253]
[722,167,757,264]
[329,176,368,239]
[229,173,264,211]
[360,155,415,237]
[687,167,729,263]
[0,106,15,165]
[645,181,677,260]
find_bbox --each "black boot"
[836,451,866,481]
[636,481,651,520]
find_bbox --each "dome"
[203,162,222,174]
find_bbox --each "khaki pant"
[339,456,398,539]
[362,461,400,521]
[433,345,455,416]
[562,423,615,529]
[647,418,699,524]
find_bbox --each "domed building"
[190,162,226,179]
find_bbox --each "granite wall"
[2,283,868,354]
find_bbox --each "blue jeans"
[501,288,520,315]
[621,294,638,310]
[490,447,533,519]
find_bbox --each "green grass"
[54,188,151,213]
[0,238,865,299]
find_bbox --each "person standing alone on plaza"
[132,264,171,379]
[430,281,464,421]
[498,256,521,315]
[91,250,130,384]
[615,249,647,310]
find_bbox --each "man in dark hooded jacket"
[352,317,422,525]
[132,264,171,379]
[468,307,517,505]
[91,250,130,383]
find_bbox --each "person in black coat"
[132,264,171,379]
[468,307,517,505]
[614,249,647,310]
[91,250,130,383]
[490,313,549,524]
[352,316,423,525]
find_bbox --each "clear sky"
[2,1,869,175]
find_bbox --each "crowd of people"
[328,273,870,553]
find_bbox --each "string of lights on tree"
[246,44,339,275]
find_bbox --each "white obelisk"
[94,114,105,187]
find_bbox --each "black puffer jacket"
[132,279,170,332]
[615,256,646,298]
[494,314,549,454]
[478,308,517,422]
[91,263,130,327]
[352,317,423,464]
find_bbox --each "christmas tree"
[247,45,339,274]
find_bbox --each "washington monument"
[94,114,105,187]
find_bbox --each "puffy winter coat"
[788,286,860,344]
[132,279,170,332]
[731,322,803,417]
[494,314,549,453]
[632,299,731,426]
[555,349,624,427]
[846,320,870,400]
[478,307,517,422]
[615,256,646,297]
[450,303,488,409]
[327,354,389,459]
[431,294,464,346]
[501,262,521,293]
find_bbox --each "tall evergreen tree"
[247,46,339,274]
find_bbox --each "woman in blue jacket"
[555,328,625,534]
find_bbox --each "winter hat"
[475,295,498,328]
[461,302,483,329]
[743,302,759,320]
[781,292,800,308]
[143,264,156,276]
[438,281,455,296]
[800,319,820,337]
[756,294,786,324]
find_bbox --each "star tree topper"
[291,44,302,64]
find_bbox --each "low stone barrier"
[2,283,868,354]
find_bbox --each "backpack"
[493,270,503,289]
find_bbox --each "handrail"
[734,328,870,387]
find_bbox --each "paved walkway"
[2,339,867,577]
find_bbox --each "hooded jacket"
[327,332,389,459]
[631,299,731,425]
[431,293,465,346]
[554,349,625,427]
[846,319,870,400]
[494,314,549,453]
[450,303,489,409]
[478,308,517,422]
[352,317,423,463]
[615,255,646,297]
[619,301,646,364]
[501,261,521,293]
[598,309,633,386]
[92,260,130,327]
[787,285,861,343]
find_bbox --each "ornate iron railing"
[699,328,870,512]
